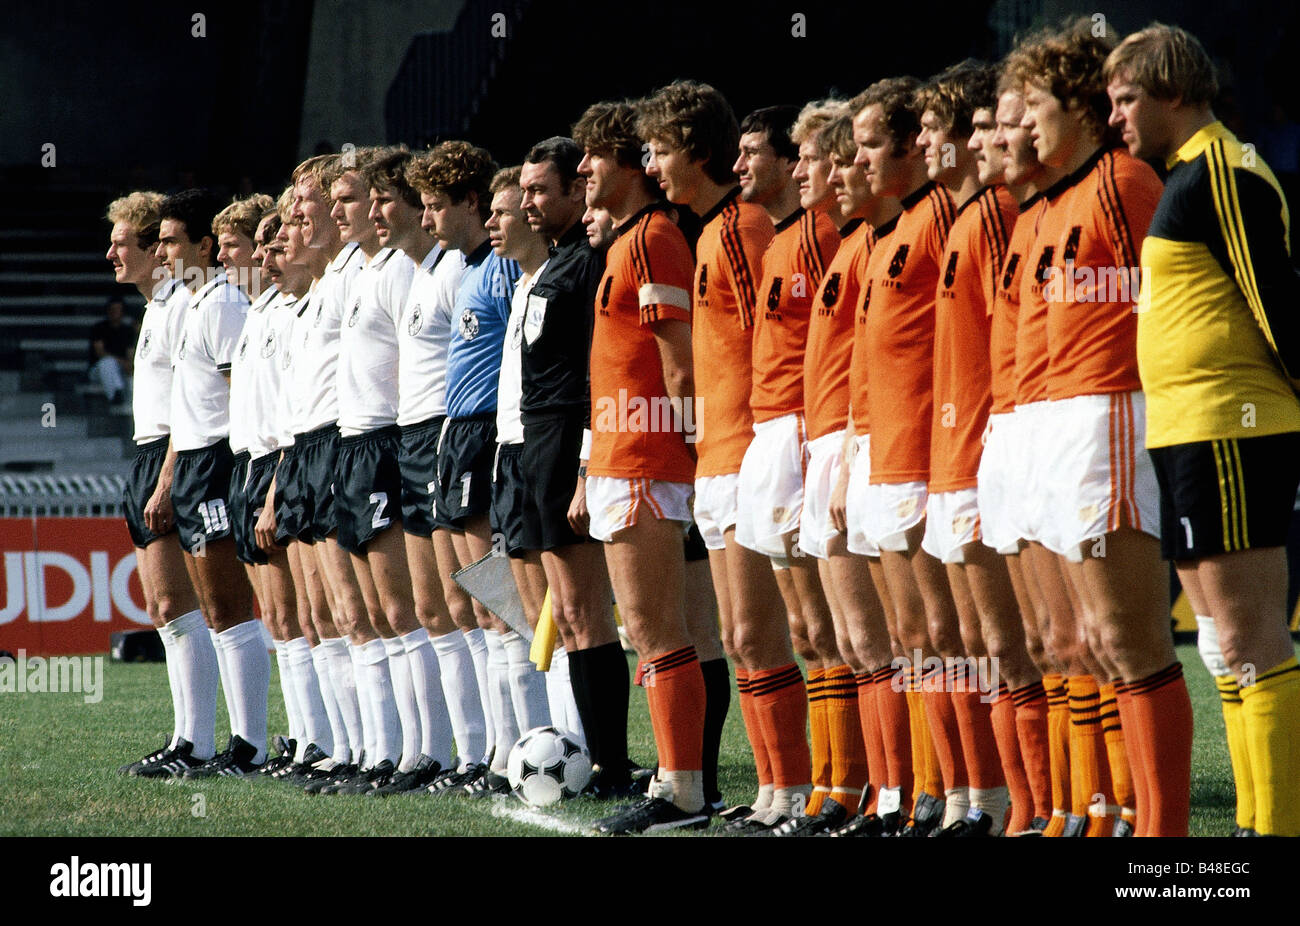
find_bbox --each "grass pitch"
[0,644,1232,837]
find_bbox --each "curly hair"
[849,76,923,156]
[362,145,422,209]
[405,140,498,220]
[637,80,740,186]
[573,100,643,170]
[1002,17,1117,140]
[105,191,165,248]
[915,59,999,137]
[791,99,849,153]
[213,193,274,241]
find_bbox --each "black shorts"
[123,436,173,548]
[234,453,278,566]
[276,424,339,545]
[520,410,589,551]
[400,415,450,537]
[684,522,708,562]
[334,425,403,555]
[436,413,497,527]
[1150,432,1300,560]
[172,439,235,555]
[491,442,530,557]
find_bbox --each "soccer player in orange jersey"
[639,81,813,830]
[916,61,1043,836]
[730,103,848,834]
[1013,20,1191,837]
[570,100,706,834]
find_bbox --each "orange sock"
[806,667,830,815]
[1012,680,1052,823]
[1113,681,1150,835]
[877,665,913,802]
[907,669,938,809]
[921,664,967,794]
[751,663,813,791]
[990,683,1033,834]
[1043,673,1071,836]
[855,671,886,813]
[1100,681,1135,826]
[1066,675,1105,830]
[1124,663,1192,837]
[643,647,704,771]
[735,669,773,794]
[825,665,867,809]
[950,663,1003,791]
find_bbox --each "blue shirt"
[446,240,520,419]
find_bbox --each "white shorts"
[844,434,880,557]
[864,479,928,553]
[585,476,694,543]
[976,411,1022,555]
[921,488,981,564]
[693,472,739,551]
[735,413,807,558]
[1007,400,1052,546]
[799,430,845,559]
[1038,390,1160,561]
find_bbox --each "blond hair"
[106,191,165,248]
[791,99,849,153]
[1104,23,1218,104]
[213,193,274,240]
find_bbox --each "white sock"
[969,785,1009,835]
[286,636,332,760]
[157,620,187,749]
[484,630,518,771]
[350,641,377,767]
[321,637,360,763]
[943,786,971,827]
[464,628,494,764]
[169,610,218,759]
[384,636,420,771]
[273,640,303,751]
[502,630,550,733]
[211,626,236,737]
[545,647,585,747]
[312,641,347,764]
[432,630,486,766]
[403,628,454,769]
[358,638,401,766]
[216,620,271,763]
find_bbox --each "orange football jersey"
[805,219,874,440]
[989,193,1040,415]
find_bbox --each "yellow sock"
[1239,656,1300,836]
[1215,674,1255,831]
[807,668,830,816]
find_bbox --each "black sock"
[567,648,600,773]
[584,640,630,782]
[700,658,731,804]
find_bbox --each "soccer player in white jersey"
[149,189,266,777]
[278,154,374,792]
[107,191,211,778]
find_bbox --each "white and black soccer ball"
[507,726,592,807]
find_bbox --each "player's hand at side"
[144,483,174,536]
[567,477,590,538]
[829,464,850,534]
[255,504,283,553]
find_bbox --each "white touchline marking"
[489,801,594,836]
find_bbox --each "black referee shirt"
[520,220,605,424]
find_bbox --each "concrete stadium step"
[0,436,128,464]
[0,416,89,438]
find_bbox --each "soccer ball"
[507,726,592,807]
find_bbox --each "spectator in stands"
[88,295,137,405]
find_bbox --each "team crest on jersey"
[860,279,873,316]
[524,292,547,345]
[408,305,423,336]
[459,308,480,341]
[1035,246,1055,282]
[260,330,276,359]
[887,244,910,279]
[347,301,361,327]
[138,330,153,359]
[510,315,522,350]
[600,276,613,309]
[314,302,326,327]
[1001,253,1020,291]
[282,345,292,370]
[821,272,841,307]
[766,276,784,311]
[237,335,249,361]
[177,332,187,360]
[697,264,708,298]
[1063,226,1082,264]
[943,252,959,289]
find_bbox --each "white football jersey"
[336,247,414,436]
[247,293,302,460]
[496,261,547,446]
[397,244,467,426]
[294,242,363,434]
[170,271,249,452]
[228,285,278,455]
[132,276,189,444]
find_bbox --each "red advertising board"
[0,517,150,655]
